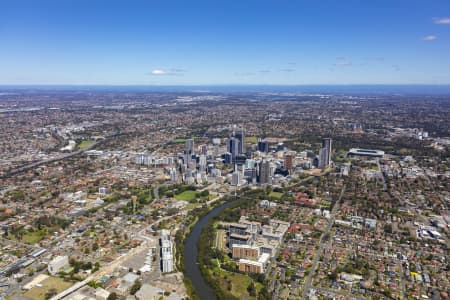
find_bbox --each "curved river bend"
[183,201,234,300]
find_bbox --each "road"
[301,184,346,300]
[51,187,233,299]
[0,237,38,252]
[50,211,177,300]
[48,179,310,299]
[377,159,387,191]
[2,142,100,178]
[397,260,407,300]
[1,133,124,179]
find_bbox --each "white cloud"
[433,17,450,24]
[150,69,186,76]
[151,69,166,75]
[422,35,437,41]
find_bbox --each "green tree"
[247,281,256,297]
[130,280,142,295]
[93,262,100,272]
[45,288,57,300]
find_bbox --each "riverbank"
[184,200,236,300]
[177,195,235,300]
[185,188,273,300]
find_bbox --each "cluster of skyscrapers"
[135,130,332,186]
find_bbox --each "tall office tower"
[234,154,247,166]
[213,145,219,157]
[224,152,233,164]
[284,153,294,172]
[228,137,240,162]
[184,138,195,168]
[235,129,245,154]
[259,159,271,185]
[183,152,192,166]
[258,140,270,153]
[318,148,327,169]
[246,159,256,169]
[319,138,332,168]
[169,168,178,182]
[244,168,257,184]
[231,171,242,186]
[185,139,195,154]
[234,154,247,178]
[199,155,207,172]
[200,144,208,155]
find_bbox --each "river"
[183,200,234,300]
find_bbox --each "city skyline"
[1,0,450,85]
[1,2,449,299]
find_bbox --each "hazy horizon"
[2,84,450,95]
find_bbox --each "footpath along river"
[183,200,234,300]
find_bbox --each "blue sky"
[1,0,449,85]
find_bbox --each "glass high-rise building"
[185,138,195,154]
[235,130,245,154]
[228,137,240,161]
[319,138,332,168]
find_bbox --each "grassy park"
[269,191,283,199]
[174,190,197,201]
[206,260,264,300]
[245,136,258,143]
[172,138,186,144]
[8,227,50,245]
[78,140,95,149]
[21,230,47,244]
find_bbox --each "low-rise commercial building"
[48,255,69,275]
